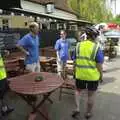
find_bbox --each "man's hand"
[96,63,103,82]
[16,45,30,56]
[4,50,10,57]
[99,75,103,83]
[99,75,103,80]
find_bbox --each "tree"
[68,0,113,23]
[109,15,120,25]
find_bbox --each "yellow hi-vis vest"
[75,40,100,81]
[0,54,7,80]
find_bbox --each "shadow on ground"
[100,76,116,85]
[2,88,120,120]
[104,67,120,73]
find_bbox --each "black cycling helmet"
[85,27,99,39]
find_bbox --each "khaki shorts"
[26,61,40,72]
[56,60,66,73]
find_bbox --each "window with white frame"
[2,19,9,30]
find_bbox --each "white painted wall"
[106,0,120,16]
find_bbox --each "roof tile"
[26,0,75,14]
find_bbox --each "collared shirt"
[55,38,70,62]
[17,33,39,64]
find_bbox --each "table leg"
[19,93,52,120]
[33,92,52,112]
[43,94,53,104]
[40,64,47,72]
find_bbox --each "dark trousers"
[0,79,9,102]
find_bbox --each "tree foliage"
[68,0,113,23]
[109,15,120,25]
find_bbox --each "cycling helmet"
[85,27,99,39]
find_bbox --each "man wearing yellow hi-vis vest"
[72,27,104,119]
[0,54,7,80]
[0,51,14,116]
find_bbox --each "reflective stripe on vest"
[76,42,99,61]
[75,40,100,81]
[0,55,7,80]
[75,64,96,69]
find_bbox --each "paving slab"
[3,56,120,120]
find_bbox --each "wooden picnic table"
[5,57,20,71]
[5,55,56,73]
[66,60,74,75]
[9,72,63,120]
[40,56,56,63]
[66,60,74,64]
[4,57,27,77]
[40,56,56,72]
[40,47,56,57]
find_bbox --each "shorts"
[56,60,66,72]
[76,79,99,91]
[26,61,40,72]
[0,79,9,99]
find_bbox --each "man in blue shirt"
[17,22,40,72]
[55,30,70,77]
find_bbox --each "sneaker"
[84,112,92,119]
[71,111,80,118]
[1,105,14,116]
